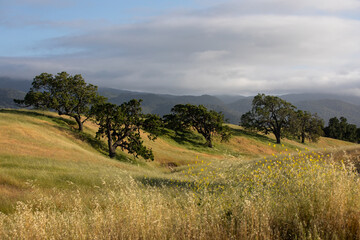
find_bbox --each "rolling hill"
[0,109,359,239]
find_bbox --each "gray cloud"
[2,0,360,96]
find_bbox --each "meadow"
[0,109,359,239]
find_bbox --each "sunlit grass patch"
[0,109,360,239]
[1,150,359,239]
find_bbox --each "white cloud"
[2,0,360,95]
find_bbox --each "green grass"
[0,109,359,239]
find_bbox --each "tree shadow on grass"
[165,129,209,150]
[0,109,76,127]
[0,109,139,164]
[136,175,226,193]
[230,127,275,144]
[70,130,142,165]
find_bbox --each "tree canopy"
[91,100,159,159]
[164,104,231,147]
[240,93,296,144]
[324,117,358,143]
[14,72,104,131]
[290,110,324,143]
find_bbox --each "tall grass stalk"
[1,150,360,239]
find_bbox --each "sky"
[1,0,360,96]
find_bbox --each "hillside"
[295,99,360,125]
[0,109,356,210]
[0,109,360,239]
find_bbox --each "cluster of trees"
[324,117,360,143]
[240,94,324,144]
[17,73,357,159]
[15,72,230,160]
[164,104,231,148]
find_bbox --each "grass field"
[0,109,359,239]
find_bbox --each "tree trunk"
[301,132,305,143]
[106,121,116,158]
[274,131,281,144]
[108,144,116,158]
[74,116,83,131]
[205,135,213,148]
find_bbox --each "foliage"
[14,72,105,131]
[240,93,296,143]
[142,114,164,137]
[324,116,359,143]
[91,100,158,160]
[290,110,324,143]
[164,104,231,147]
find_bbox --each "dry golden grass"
[0,113,104,163]
[1,150,359,239]
[1,109,359,239]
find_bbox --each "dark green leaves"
[240,94,296,144]
[324,117,358,143]
[164,104,231,148]
[91,100,157,160]
[14,72,105,131]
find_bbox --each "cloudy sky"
[1,0,360,96]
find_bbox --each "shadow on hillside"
[163,126,276,150]
[75,131,108,153]
[230,127,275,144]
[0,109,135,163]
[69,129,141,165]
[136,175,226,193]
[168,130,208,149]
[0,109,76,127]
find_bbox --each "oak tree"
[290,110,324,143]
[91,100,158,159]
[14,72,104,131]
[164,104,231,148]
[240,94,296,144]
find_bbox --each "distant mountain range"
[1,77,359,126]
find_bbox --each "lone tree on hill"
[240,93,296,144]
[290,110,324,143]
[164,104,231,148]
[14,72,105,131]
[91,100,159,159]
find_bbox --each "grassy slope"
[0,109,356,214]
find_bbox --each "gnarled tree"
[240,93,296,144]
[164,104,231,148]
[91,100,158,159]
[14,72,104,131]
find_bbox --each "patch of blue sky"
[5,0,203,24]
[0,23,77,57]
[0,0,204,57]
